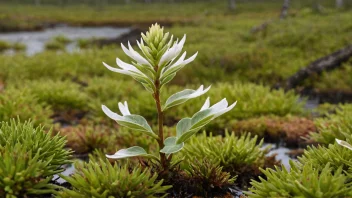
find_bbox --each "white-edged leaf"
[200,97,211,111]
[175,98,237,144]
[160,52,197,80]
[159,35,186,66]
[190,108,217,128]
[106,146,146,159]
[118,101,131,116]
[162,85,211,111]
[121,42,152,67]
[336,139,352,151]
[102,105,157,139]
[106,146,158,161]
[103,61,155,90]
[117,114,153,133]
[160,137,184,154]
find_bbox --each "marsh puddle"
[0,25,130,55]
[263,143,293,170]
[53,163,76,184]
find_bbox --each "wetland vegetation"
[0,0,351,197]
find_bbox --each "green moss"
[179,132,264,176]
[298,143,352,173]
[0,40,11,52]
[59,159,171,198]
[310,104,352,144]
[14,80,89,112]
[0,88,53,126]
[248,162,352,198]
[0,144,57,197]
[181,159,236,196]
[77,38,91,49]
[45,40,65,51]
[305,61,352,92]
[11,42,26,51]
[0,120,71,197]
[53,35,72,45]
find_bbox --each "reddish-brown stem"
[154,79,168,171]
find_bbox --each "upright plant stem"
[154,79,168,171]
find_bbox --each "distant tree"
[280,0,290,19]
[228,0,236,10]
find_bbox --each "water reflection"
[0,25,130,55]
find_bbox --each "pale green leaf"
[106,146,159,161]
[162,85,211,111]
[160,137,184,154]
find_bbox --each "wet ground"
[0,25,130,55]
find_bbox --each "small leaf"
[106,146,159,161]
[102,105,158,139]
[160,137,184,154]
[106,146,147,159]
[162,85,211,111]
[117,115,156,136]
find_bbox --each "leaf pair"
[160,98,237,154]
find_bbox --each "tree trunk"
[336,0,344,8]
[125,0,130,3]
[313,0,324,13]
[285,45,352,90]
[35,0,40,6]
[228,0,236,10]
[280,0,290,19]
[145,0,151,3]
